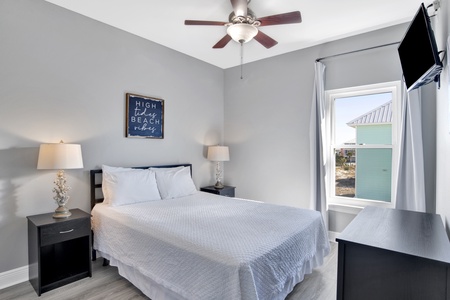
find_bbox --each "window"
[326,81,401,208]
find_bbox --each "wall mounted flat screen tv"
[398,3,442,91]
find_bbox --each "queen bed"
[90,164,330,300]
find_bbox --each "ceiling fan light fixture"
[227,23,258,43]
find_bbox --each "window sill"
[328,203,363,215]
[329,198,394,215]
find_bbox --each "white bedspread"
[92,192,330,300]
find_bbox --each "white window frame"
[326,81,402,209]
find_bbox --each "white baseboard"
[328,230,340,242]
[0,265,28,290]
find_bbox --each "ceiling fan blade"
[254,31,278,49]
[213,35,233,48]
[230,0,247,17]
[185,20,228,26]
[258,11,302,26]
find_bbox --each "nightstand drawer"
[41,218,90,246]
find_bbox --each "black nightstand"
[27,209,92,296]
[200,185,235,197]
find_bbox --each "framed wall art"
[126,93,164,139]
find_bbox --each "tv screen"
[398,3,442,91]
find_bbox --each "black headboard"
[90,163,192,210]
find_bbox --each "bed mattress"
[91,192,330,300]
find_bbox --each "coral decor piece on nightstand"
[52,170,71,212]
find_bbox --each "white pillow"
[102,165,134,205]
[150,166,197,199]
[102,166,161,206]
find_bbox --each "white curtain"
[309,61,328,228]
[395,83,426,212]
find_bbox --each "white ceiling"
[45,0,426,69]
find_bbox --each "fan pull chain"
[240,42,244,79]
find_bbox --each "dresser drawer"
[40,218,90,246]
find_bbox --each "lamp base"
[214,181,224,189]
[53,206,71,219]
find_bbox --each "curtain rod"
[315,41,400,62]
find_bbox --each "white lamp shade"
[207,146,230,162]
[227,24,258,43]
[37,143,84,170]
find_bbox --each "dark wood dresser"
[336,206,450,300]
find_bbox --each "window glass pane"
[357,125,392,145]
[355,148,392,202]
[334,92,393,203]
[334,93,392,146]
[335,155,355,197]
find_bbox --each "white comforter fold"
[92,192,330,300]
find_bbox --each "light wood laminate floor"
[0,243,337,300]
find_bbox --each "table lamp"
[207,145,230,189]
[37,141,84,218]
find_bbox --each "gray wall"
[224,24,406,207]
[224,47,318,207]
[435,0,450,236]
[0,0,223,273]
[223,23,438,233]
[1,0,448,279]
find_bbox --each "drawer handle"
[59,229,74,234]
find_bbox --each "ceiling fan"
[185,0,302,49]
